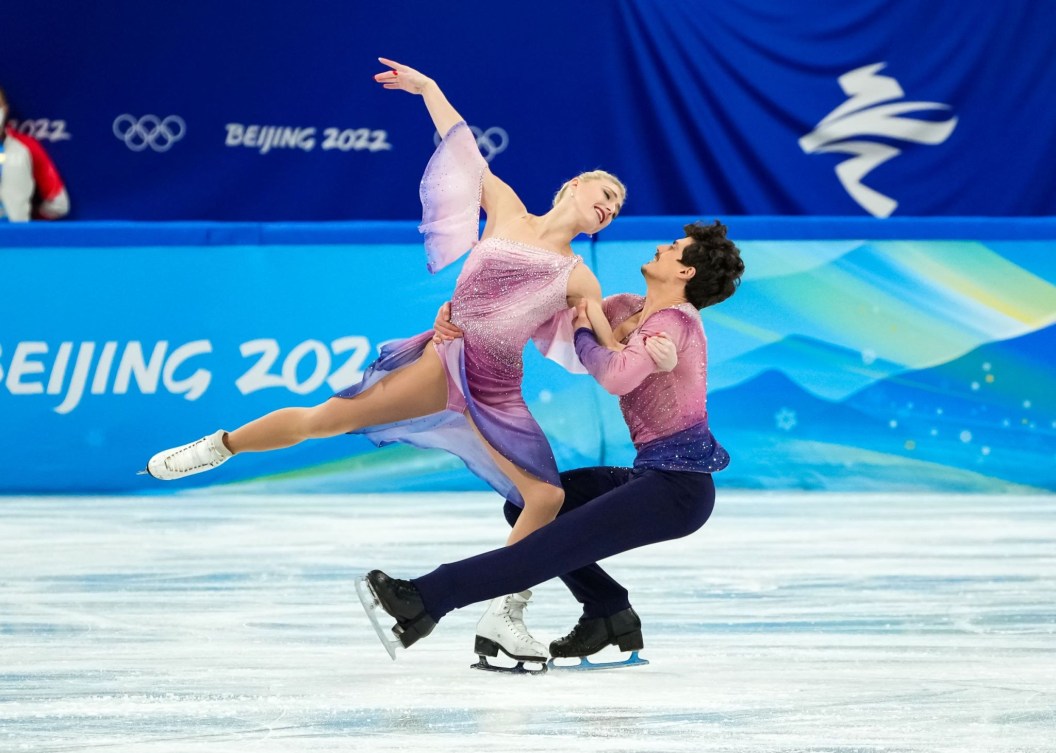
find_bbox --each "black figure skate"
[547,607,649,671]
[355,570,435,660]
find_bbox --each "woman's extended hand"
[375,57,434,95]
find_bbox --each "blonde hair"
[552,170,627,209]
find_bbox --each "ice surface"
[1,492,1053,752]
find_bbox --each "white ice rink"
[1,492,1053,752]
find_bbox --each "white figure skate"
[471,590,548,675]
[143,430,232,480]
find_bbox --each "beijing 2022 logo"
[800,63,957,218]
[113,114,187,153]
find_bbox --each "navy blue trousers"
[413,467,716,621]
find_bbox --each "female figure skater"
[144,59,645,662]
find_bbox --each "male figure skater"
[359,220,744,671]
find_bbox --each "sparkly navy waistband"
[633,421,730,474]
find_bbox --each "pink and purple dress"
[335,121,580,504]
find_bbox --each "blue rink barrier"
[2,218,1055,494]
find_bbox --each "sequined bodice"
[450,237,580,374]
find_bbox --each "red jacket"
[1,125,70,221]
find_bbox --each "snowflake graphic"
[775,408,797,431]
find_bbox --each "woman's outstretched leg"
[146,346,449,479]
[227,346,448,452]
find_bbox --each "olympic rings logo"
[433,125,509,162]
[112,114,187,152]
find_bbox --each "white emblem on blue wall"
[800,63,958,218]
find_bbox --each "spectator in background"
[0,85,70,222]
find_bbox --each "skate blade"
[471,655,547,675]
[547,650,650,671]
[354,575,401,661]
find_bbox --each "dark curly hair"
[679,220,744,309]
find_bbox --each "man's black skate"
[355,570,435,660]
[548,607,650,671]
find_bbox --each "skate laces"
[165,437,222,473]
[391,579,419,601]
[507,599,527,628]
[560,619,590,645]
[503,597,537,646]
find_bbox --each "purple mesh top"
[574,294,730,473]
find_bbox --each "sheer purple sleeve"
[532,294,644,374]
[418,121,487,273]
[531,307,588,374]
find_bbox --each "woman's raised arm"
[375,58,463,138]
